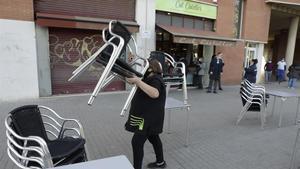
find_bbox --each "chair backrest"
[10,105,49,142]
[5,112,53,169]
[149,51,185,77]
[240,86,262,111]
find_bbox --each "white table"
[165,97,191,146]
[49,155,133,169]
[266,90,300,127]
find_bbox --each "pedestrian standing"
[277,58,286,84]
[207,54,223,93]
[206,54,216,90]
[217,52,224,90]
[125,59,167,169]
[287,65,298,88]
[264,59,273,83]
[195,57,205,89]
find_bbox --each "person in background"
[244,59,258,83]
[195,57,205,89]
[287,64,298,89]
[207,54,224,93]
[206,54,216,90]
[217,52,224,90]
[264,59,273,83]
[125,59,167,169]
[277,58,286,84]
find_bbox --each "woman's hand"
[126,76,159,98]
[126,76,141,85]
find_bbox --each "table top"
[49,155,134,169]
[266,90,300,98]
[165,97,190,109]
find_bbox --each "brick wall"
[215,0,235,38]
[0,0,34,21]
[216,41,245,85]
[242,0,271,42]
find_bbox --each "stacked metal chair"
[5,105,88,169]
[68,20,148,116]
[149,51,188,105]
[236,79,267,128]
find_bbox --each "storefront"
[34,0,139,95]
[155,0,236,85]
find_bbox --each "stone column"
[285,16,299,68]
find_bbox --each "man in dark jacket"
[207,54,224,93]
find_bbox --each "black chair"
[5,105,88,168]
[68,20,148,107]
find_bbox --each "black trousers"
[207,79,220,91]
[131,133,164,169]
[219,76,222,89]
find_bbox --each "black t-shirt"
[125,74,166,135]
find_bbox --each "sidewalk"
[1,82,300,169]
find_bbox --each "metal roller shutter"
[34,0,136,21]
[49,27,125,94]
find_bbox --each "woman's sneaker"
[147,161,167,168]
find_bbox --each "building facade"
[0,0,156,100]
[0,0,299,101]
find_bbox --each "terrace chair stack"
[149,51,188,104]
[5,105,88,169]
[236,79,267,128]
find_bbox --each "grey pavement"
[1,82,300,169]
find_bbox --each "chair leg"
[236,103,250,125]
[290,127,300,169]
[260,106,266,129]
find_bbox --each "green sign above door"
[156,0,217,19]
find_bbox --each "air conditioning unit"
[212,0,218,3]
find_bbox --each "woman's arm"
[126,76,159,98]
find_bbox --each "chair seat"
[163,77,184,83]
[163,73,184,77]
[48,137,85,159]
[96,49,143,78]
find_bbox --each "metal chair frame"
[68,20,149,116]
[5,105,88,169]
[236,81,267,128]
[158,52,188,105]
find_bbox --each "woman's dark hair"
[252,59,258,64]
[148,59,163,74]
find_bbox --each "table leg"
[279,97,286,128]
[167,110,171,134]
[289,127,300,169]
[295,98,300,125]
[271,96,277,117]
[185,106,190,147]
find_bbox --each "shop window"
[163,32,170,41]
[171,15,183,27]
[156,13,171,25]
[204,20,214,31]
[156,31,163,41]
[184,18,194,29]
[194,20,204,30]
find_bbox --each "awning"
[265,0,300,14]
[156,24,238,47]
[36,13,139,33]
